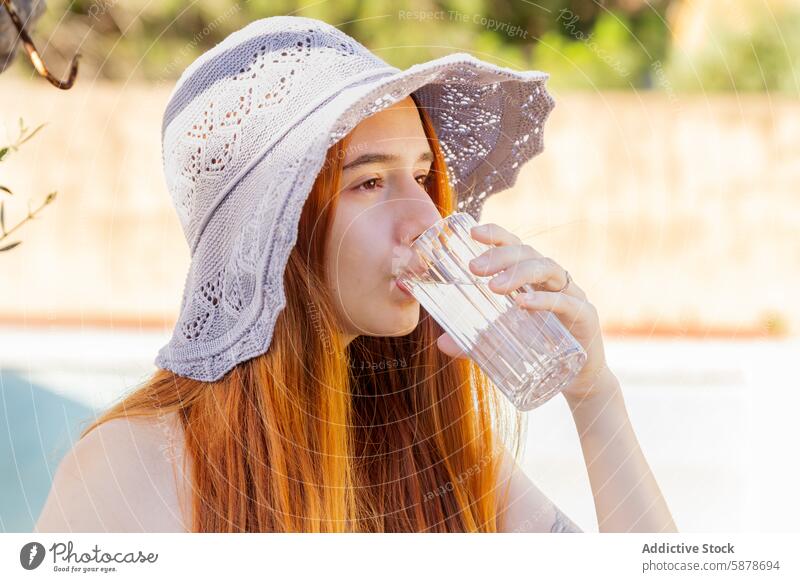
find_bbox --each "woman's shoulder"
[34,412,191,533]
[495,443,583,533]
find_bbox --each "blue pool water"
[1,325,797,533]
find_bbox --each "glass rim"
[409,211,476,249]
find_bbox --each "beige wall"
[1,80,796,337]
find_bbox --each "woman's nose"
[398,181,442,244]
[401,199,442,245]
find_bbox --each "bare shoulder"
[34,412,191,533]
[495,443,583,533]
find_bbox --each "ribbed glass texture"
[399,212,587,411]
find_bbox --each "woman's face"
[325,96,442,345]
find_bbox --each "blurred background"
[1,0,798,533]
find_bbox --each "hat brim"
[156,52,555,381]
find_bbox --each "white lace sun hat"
[156,15,555,381]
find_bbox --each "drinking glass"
[397,212,587,411]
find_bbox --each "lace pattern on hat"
[156,17,555,381]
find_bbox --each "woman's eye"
[353,174,431,193]
[355,177,382,192]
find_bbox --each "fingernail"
[470,256,488,269]
[492,272,509,286]
[522,292,539,305]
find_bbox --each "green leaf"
[0,147,8,161]
[19,123,47,146]
[0,241,21,252]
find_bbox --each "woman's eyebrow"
[342,150,434,172]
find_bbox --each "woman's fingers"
[469,248,586,300]
[468,224,584,296]
[514,290,596,330]
[483,256,565,292]
[436,332,469,359]
[470,223,522,247]
[469,244,542,276]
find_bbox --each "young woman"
[35,16,676,534]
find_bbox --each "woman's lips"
[392,247,428,279]
[395,278,414,297]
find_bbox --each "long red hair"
[82,97,524,532]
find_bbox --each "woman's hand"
[435,221,614,405]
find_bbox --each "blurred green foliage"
[534,9,669,90]
[0,119,57,253]
[8,0,798,94]
[665,6,800,94]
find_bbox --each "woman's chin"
[379,303,421,336]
